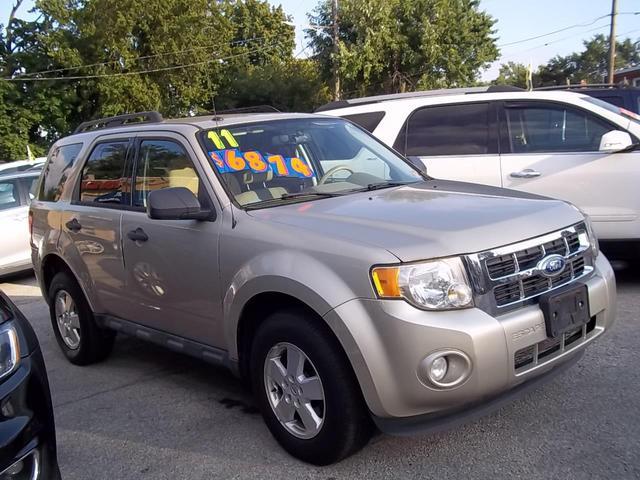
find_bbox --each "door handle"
[510,169,541,179]
[127,227,149,243]
[65,218,82,232]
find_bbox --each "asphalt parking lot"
[1,262,639,480]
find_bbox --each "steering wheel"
[318,165,354,185]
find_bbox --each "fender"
[223,249,365,361]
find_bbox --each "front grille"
[514,317,597,371]
[486,230,581,279]
[466,223,595,314]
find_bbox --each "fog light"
[429,356,448,382]
[418,350,472,389]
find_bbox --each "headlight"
[371,257,473,310]
[0,324,20,381]
[583,214,600,257]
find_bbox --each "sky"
[2,0,639,81]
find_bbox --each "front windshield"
[200,117,424,208]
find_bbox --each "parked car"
[0,290,60,478]
[0,159,47,177]
[30,111,616,465]
[535,83,640,114]
[0,171,41,277]
[319,87,640,254]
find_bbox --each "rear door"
[60,137,132,315]
[0,178,29,270]
[393,102,502,186]
[119,134,224,347]
[499,100,640,240]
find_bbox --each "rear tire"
[48,271,115,365]
[250,308,373,465]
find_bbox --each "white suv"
[320,87,640,248]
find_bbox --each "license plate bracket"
[539,284,590,338]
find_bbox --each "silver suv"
[30,111,616,465]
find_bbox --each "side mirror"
[406,155,428,174]
[599,130,633,152]
[147,187,213,221]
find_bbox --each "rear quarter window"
[38,143,83,202]
[341,112,386,133]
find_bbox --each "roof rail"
[535,83,639,91]
[214,105,281,115]
[74,111,164,134]
[315,85,524,112]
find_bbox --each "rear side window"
[133,140,199,208]
[402,103,495,156]
[38,143,83,202]
[505,103,612,153]
[341,112,386,132]
[0,180,19,211]
[79,141,129,205]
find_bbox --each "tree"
[538,34,640,86]
[307,0,499,97]
[492,61,540,89]
[0,0,310,160]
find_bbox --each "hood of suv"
[249,180,584,262]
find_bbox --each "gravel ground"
[1,261,638,480]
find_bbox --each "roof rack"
[214,105,281,115]
[535,83,639,91]
[315,85,524,112]
[74,111,164,134]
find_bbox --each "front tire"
[250,308,373,465]
[48,271,115,365]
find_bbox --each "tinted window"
[505,103,611,153]
[404,103,494,156]
[0,180,19,211]
[39,143,83,202]
[134,140,199,208]
[80,142,129,205]
[342,112,386,133]
[592,95,625,108]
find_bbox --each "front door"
[500,101,640,240]
[120,135,224,348]
[394,101,502,186]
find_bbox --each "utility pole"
[331,0,340,100]
[607,0,617,84]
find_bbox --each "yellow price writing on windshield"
[208,130,239,149]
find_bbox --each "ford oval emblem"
[538,254,567,278]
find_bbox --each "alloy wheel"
[264,342,326,439]
[54,289,81,350]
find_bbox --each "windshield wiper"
[244,191,343,210]
[356,181,417,192]
[280,191,344,200]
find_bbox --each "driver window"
[505,103,611,153]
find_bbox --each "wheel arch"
[40,253,95,309]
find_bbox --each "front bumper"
[324,254,616,427]
[0,349,60,479]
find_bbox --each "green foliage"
[538,34,640,86]
[492,61,539,89]
[308,0,499,97]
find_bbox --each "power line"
[1,42,282,82]
[11,37,269,79]
[497,12,638,48]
